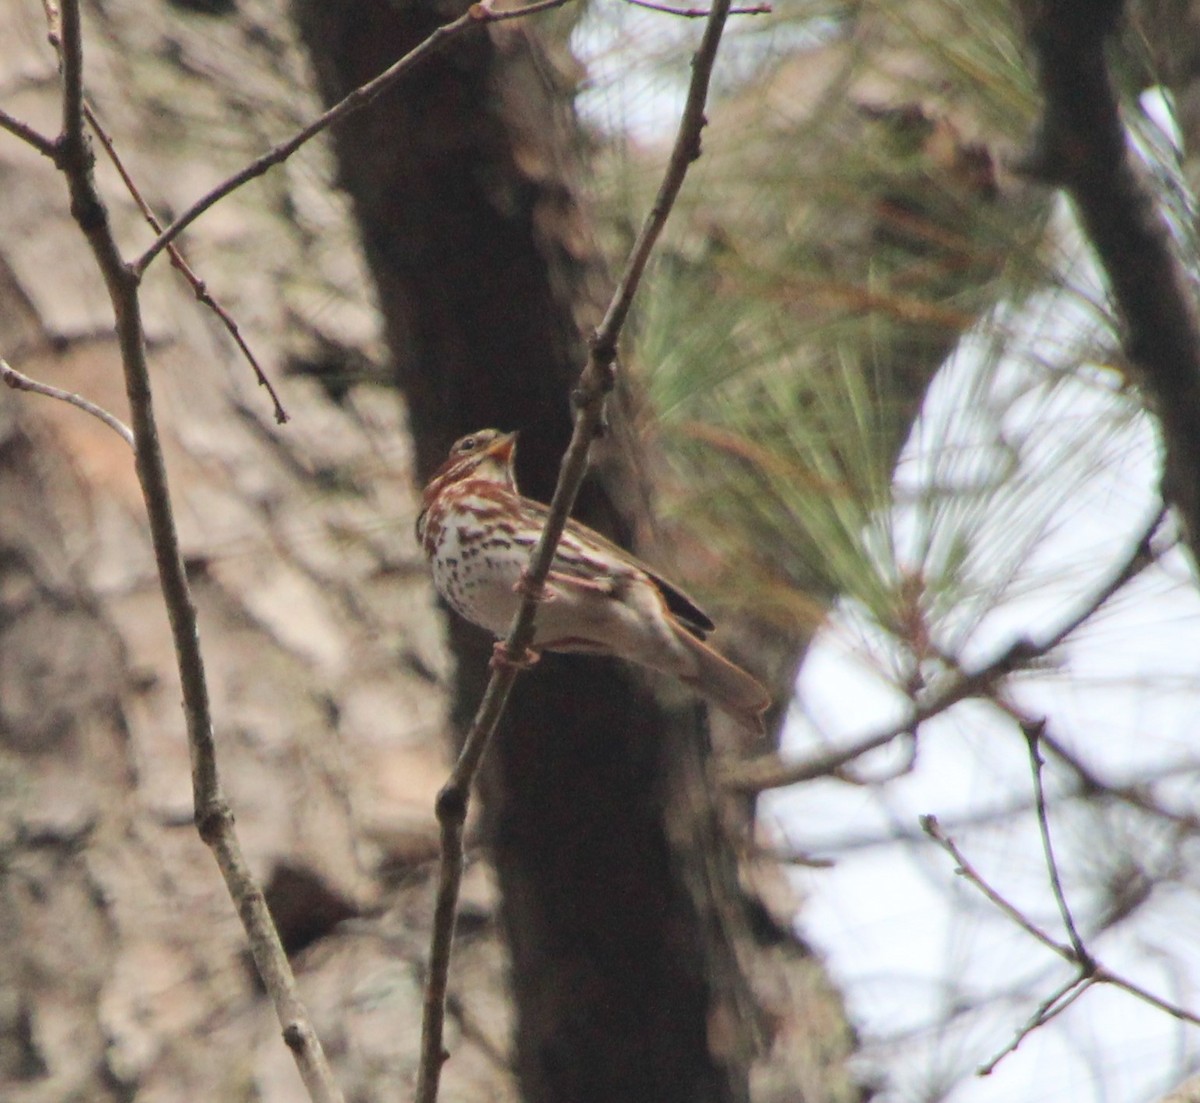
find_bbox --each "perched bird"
[416,429,770,732]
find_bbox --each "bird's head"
[426,429,518,495]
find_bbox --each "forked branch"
[922,811,1200,1076]
[83,103,290,424]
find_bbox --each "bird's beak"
[490,431,518,463]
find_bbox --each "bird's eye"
[459,436,477,453]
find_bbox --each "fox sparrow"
[416,429,770,732]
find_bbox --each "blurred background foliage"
[571,0,1165,674]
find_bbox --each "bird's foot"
[490,641,541,672]
[514,570,555,602]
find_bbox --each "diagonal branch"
[718,506,1167,794]
[132,0,572,277]
[413,1,737,1099]
[921,814,1078,961]
[1016,0,1200,570]
[1,357,134,447]
[623,0,770,14]
[83,102,289,424]
[977,973,1097,1076]
[0,107,59,158]
[1020,717,1090,964]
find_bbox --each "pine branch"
[1017,0,1200,571]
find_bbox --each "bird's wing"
[519,497,715,639]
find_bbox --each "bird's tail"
[670,624,770,735]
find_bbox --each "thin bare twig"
[47,3,341,1101]
[922,813,1200,1075]
[1,357,134,447]
[1101,969,1200,1025]
[623,0,770,16]
[921,814,1078,960]
[977,974,1096,1076]
[718,506,1167,794]
[133,0,572,277]
[83,102,289,424]
[0,108,59,158]
[1031,715,1200,834]
[1020,717,1090,963]
[413,1,736,1099]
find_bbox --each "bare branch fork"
[5,1,574,426]
[413,1,737,1100]
[83,102,290,425]
[922,746,1200,1079]
[131,0,573,277]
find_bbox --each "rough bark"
[0,1,515,1099]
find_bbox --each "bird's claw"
[514,571,554,602]
[490,641,540,672]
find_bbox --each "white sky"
[766,196,1200,1103]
